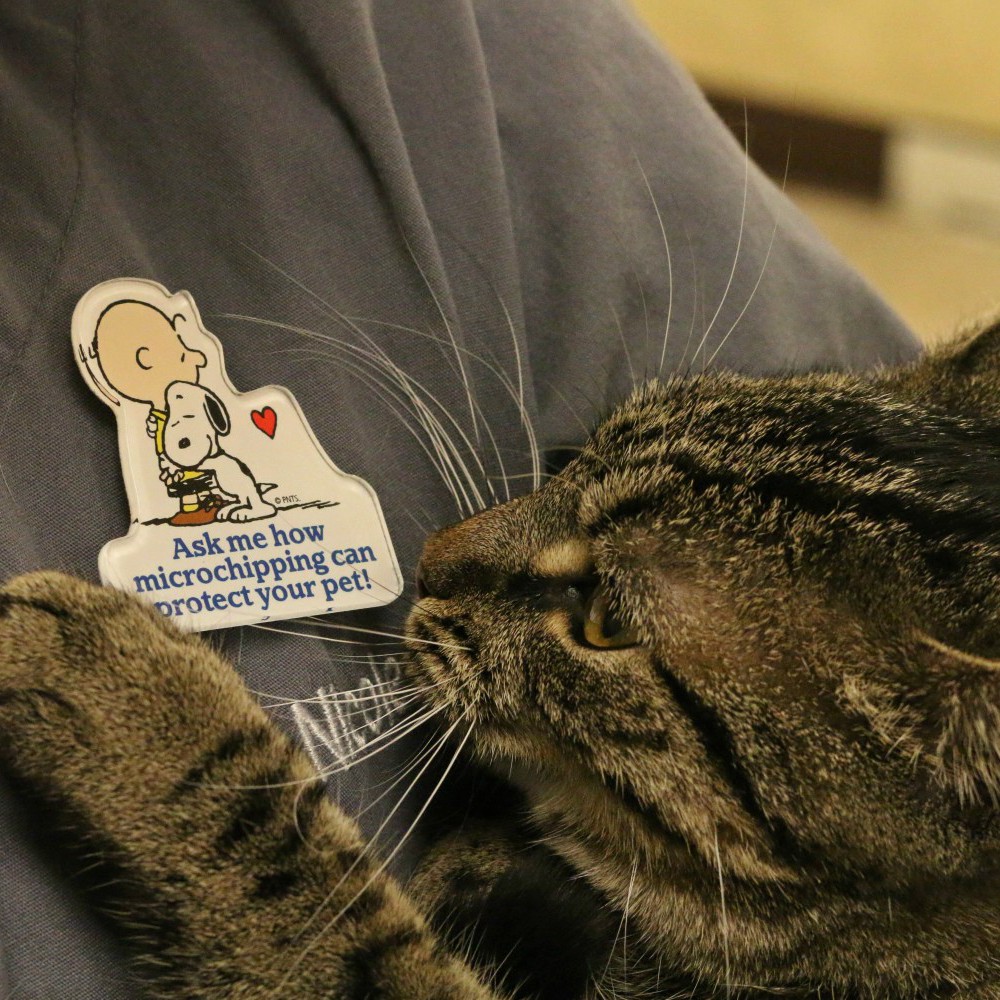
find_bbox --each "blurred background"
[632,1,1000,345]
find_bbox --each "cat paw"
[0,571,262,817]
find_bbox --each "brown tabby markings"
[3,321,1000,997]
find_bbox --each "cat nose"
[415,553,458,600]
[414,551,474,601]
[415,511,511,600]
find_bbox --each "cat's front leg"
[0,572,503,999]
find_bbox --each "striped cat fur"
[4,319,1000,998]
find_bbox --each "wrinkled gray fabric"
[0,0,918,996]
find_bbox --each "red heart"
[251,406,277,438]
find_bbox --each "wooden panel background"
[632,0,1000,133]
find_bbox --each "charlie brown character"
[93,300,222,526]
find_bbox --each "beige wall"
[633,1,1000,134]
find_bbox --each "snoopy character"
[161,380,276,523]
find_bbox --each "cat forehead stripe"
[531,538,592,577]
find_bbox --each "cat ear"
[914,631,1000,807]
[883,313,1000,418]
[937,315,1000,376]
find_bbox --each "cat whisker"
[346,666,481,785]
[251,588,456,648]
[352,723,463,820]
[312,701,452,776]
[274,716,474,993]
[301,691,427,764]
[247,649,405,674]
[172,700,442,799]
[252,680,419,709]
[299,616,471,653]
[286,688,423,730]
[603,849,640,992]
[313,654,485,776]
[295,619,415,642]
[249,622,409,649]
[712,826,733,1000]
[291,716,464,941]
[622,853,639,983]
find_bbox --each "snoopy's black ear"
[203,390,230,436]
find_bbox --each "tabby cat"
[3,318,1000,999]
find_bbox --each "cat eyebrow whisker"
[534,379,593,441]
[391,222,544,495]
[610,301,638,392]
[688,102,750,375]
[400,501,439,538]
[489,470,557,483]
[705,214,779,372]
[397,228,482,453]
[262,338,472,515]
[681,235,702,372]
[341,308,543,500]
[496,285,542,493]
[635,155,674,378]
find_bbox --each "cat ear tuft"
[915,632,1000,808]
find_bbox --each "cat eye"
[582,585,639,649]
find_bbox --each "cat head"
[406,318,1000,994]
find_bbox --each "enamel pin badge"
[73,278,403,631]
